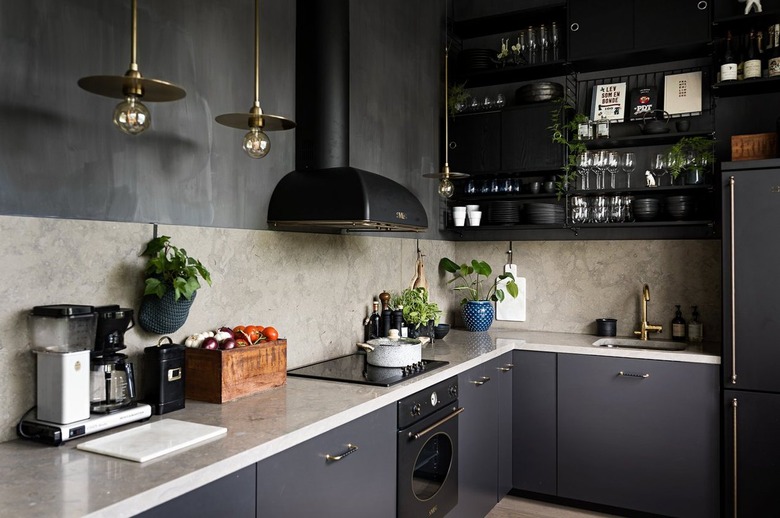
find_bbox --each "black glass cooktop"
[287,353,449,387]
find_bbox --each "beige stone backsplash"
[0,215,720,442]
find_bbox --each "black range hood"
[267,0,428,232]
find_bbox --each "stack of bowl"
[665,195,693,220]
[633,198,661,221]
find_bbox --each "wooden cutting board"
[77,419,227,463]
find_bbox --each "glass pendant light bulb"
[113,96,151,135]
[438,177,455,198]
[243,127,270,158]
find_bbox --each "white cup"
[452,206,466,215]
[466,204,480,214]
[453,214,466,227]
[468,210,482,226]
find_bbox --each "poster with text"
[663,71,702,116]
[590,82,627,122]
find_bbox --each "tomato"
[233,325,246,335]
[263,326,279,341]
[244,325,261,343]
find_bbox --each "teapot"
[638,109,671,135]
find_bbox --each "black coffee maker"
[90,305,137,413]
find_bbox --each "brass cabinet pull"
[730,175,736,384]
[470,376,491,385]
[732,398,738,517]
[325,443,358,462]
[409,407,464,441]
[618,371,650,379]
[497,364,514,372]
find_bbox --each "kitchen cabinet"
[496,353,514,499]
[255,405,396,518]
[501,103,565,173]
[511,350,557,496]
[723,390,780,517]
[567,0,634,61]
[451,358,500,518]
[136,464,256,517]
[557,354,719,518]
[449,112,502,174]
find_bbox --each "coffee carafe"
[90,306,137,413]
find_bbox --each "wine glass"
[576,152,591,190]
[607,151,620,189]
[653,153,667,186]
[592,150,607,190]
[621,152,636,188]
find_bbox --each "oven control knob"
[430,391,438,406]
[411,403,422,416]
[448,385,458,398]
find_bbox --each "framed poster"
[628,86,658,121]
[663,71,702,116]
[590,82,627,122]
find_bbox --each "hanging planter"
[462,301,494,332]
[138,290,196,334]
[138,235,212,335]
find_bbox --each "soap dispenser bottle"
[671,304,686,342]
[688,306,703,343]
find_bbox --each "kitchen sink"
[592,338,686,351]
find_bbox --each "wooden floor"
[486,494,621,518]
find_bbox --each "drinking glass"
[666,151,681,186]
[551,22,560,61]
[653,153,667,186]
[621,152,636,188]
[592,150,607,190]
[608,194,625,222]
[540,24,549,63]
[527,26,538,64]
[570,195,589,224]
[623,194,634,222]
[607,151,620,189]
[590,194,609,223]
[576,152,591,190]
[495,93,506,108]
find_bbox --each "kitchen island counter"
[0,330,718,517]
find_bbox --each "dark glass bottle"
[368,300,381,339]
[744,29,762,79]
[721,31,738,81]
[688,306,703,343]
[769,24,780,77]
[672,304,686,342]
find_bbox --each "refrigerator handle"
[729,176,737,385]
[731,397,738,517]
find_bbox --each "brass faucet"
[634,284,663,340]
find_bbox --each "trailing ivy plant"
[549,98,589,199]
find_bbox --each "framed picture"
[590,82,627,122]
[663,71,702,116]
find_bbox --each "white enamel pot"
[357,337,422,367]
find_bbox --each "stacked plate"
[665,195,694,220]
[633,198,661,221]
[458,49,496,73]
[515,82,564,104]
[488,201,521,225]
[524,203,564,225]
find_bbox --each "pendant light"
[424,45,469,198]
[216,0,295,158]
[78,0,186,135]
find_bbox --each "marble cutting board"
[76,419,227,463]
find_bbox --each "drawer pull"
[618,371,649,379]
[470,376,491,386]
[497,364,514,372]
[697,1,708,10]
[325,443,358,462]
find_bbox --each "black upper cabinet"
[502,104,564,173]
[449,112,502,174]
[568,0,710,64]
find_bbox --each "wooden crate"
[184,339,287,403]
[731,133,778,161]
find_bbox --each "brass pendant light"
[423,45,469,198]
[78,0,186,135]
[215,0,295,158]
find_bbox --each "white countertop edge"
[516,341,721,364]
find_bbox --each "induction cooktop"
[287,352,448,387]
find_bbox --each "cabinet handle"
[497,364,514,372]
[618,371,649,379]
[570,22,579,32]
[732,398,738,517]
[729,176,737,384]
[449,141,457,150]
[325,443,358,462]
[470,376,491,385]
[697,1,708,10]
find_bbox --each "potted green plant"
[138,235,212,334]
[667,136,715,185]
[391,287,442,338]
[549,98,590,198]
[439,258,518,332]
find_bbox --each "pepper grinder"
[379,290,392,337]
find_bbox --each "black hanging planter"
[138,290,196,335]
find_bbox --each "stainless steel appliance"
[722,160,780,515]
[287,352,448,386]
[397,377,461,517]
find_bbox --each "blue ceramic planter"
[462,300,494,332]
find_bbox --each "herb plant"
[141,235,212,301]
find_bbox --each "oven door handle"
[409,406,464,441]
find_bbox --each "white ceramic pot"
[357,337,422,367]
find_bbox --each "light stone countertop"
[0,330,719,518]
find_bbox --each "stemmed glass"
[607,151,620,189]
[576,152,591,190]
[592,150,607,190]
[621,152,636,188]
[653,153,667,187]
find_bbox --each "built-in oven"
[397,376,461,518]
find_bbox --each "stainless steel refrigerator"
[722,159,780,517]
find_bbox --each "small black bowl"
[596,318,617,337]
[434,323,451,339]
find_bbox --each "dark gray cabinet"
[451,358,500,518]
[136,464,256,517]
[256,405,396,518]
[449,112,502,174]
[557,354,719,518]
[568,0,634,61]
[496,353,514,499]
[724,390,780,517]
[511,350,557,496]
[501,104,565,173]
